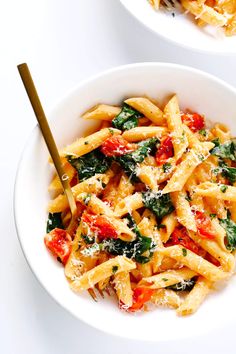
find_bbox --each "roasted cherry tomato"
[155,135,174,166]
[44,228,72,265]
[205,253,220,267]
[165,226,205,256]
[128,287,154,312]
[195,211,216,240]
[100,135,135,157]
[181,112,205,132]
[81,212,118,240]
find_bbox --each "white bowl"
[15,63,236,341]
[120,0,236,54]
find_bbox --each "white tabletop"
[1,1,236,353]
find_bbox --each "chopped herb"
[219,217,236,251]
[112,265,119,274]
[108,128,114,135]
[67,149,110,181]
[220,185,228,193]
[182,248,187,257]
[199,129,207,137]
[102,214,155,264]
[162,278,169,282]
[46,212,64,233]
[167,278,196,291]
[210,213,217,219]
[197,153,205,162]
[102,182,107,188]
[81,233,94,244]
[112,103,142,131]
[84,141,89,145]
[116,138,159,182]
[142,190,175,220]
[163,163,172,173]
[180,131,186,143]
[211,139,236,161]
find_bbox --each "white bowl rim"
[14,62,236,341]
[119,0,236,55]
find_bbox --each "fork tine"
[88,288,98,302]
[95,285,105,298]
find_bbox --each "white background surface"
[1,1,235,353]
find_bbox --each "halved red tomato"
[181,112,205,132]
[155,135,174,166]
[44,228,72,265]
[128,287,154,312]
[165,226,205,256]
[81,212,118,240]
[100,135,135,156]
[195,211,216,240]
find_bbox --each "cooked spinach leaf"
[212,160,236,184]
[167,278,196,292]
[219,160,236,184]
[67,149,110,181]
[219,217,236,251]
[211,138,220,147]
[46,212,64,233]
[142,190,174,220]
[112,103,142,131]
[102,214,155,264]
[115,138,159,182]
[211,139,236,161]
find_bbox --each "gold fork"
[17,63,102,300]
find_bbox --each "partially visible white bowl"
[120,0,236,54]
[15,63,236,341]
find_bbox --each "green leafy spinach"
[112,103,142,131]
[167,278,196,292]
[116,138,159,182]
[142,190,175,220]
[46,212,64,233]
[102,214,155,264]
[211,139,236,161]
[67,149,110,181]
[219,217,236,251]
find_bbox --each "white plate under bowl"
[120,0,236,54]
[14,63,236,341]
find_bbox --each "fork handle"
[17,63,77,216]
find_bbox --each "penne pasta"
[164,95,188,161]
[176,276,212,316]
[70,256,136,291]
[195,182,236,201]
[124,97,165,125]
[122,126,167,142]
[47,173,110,213]
[60,128,121,158]
[160,245,228,282]
[172,191,197,232]
[114,271,133,307]
[82,104,121,121]
[151,289,181,309]
[162,142,214,194]
[140,267,197,288]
